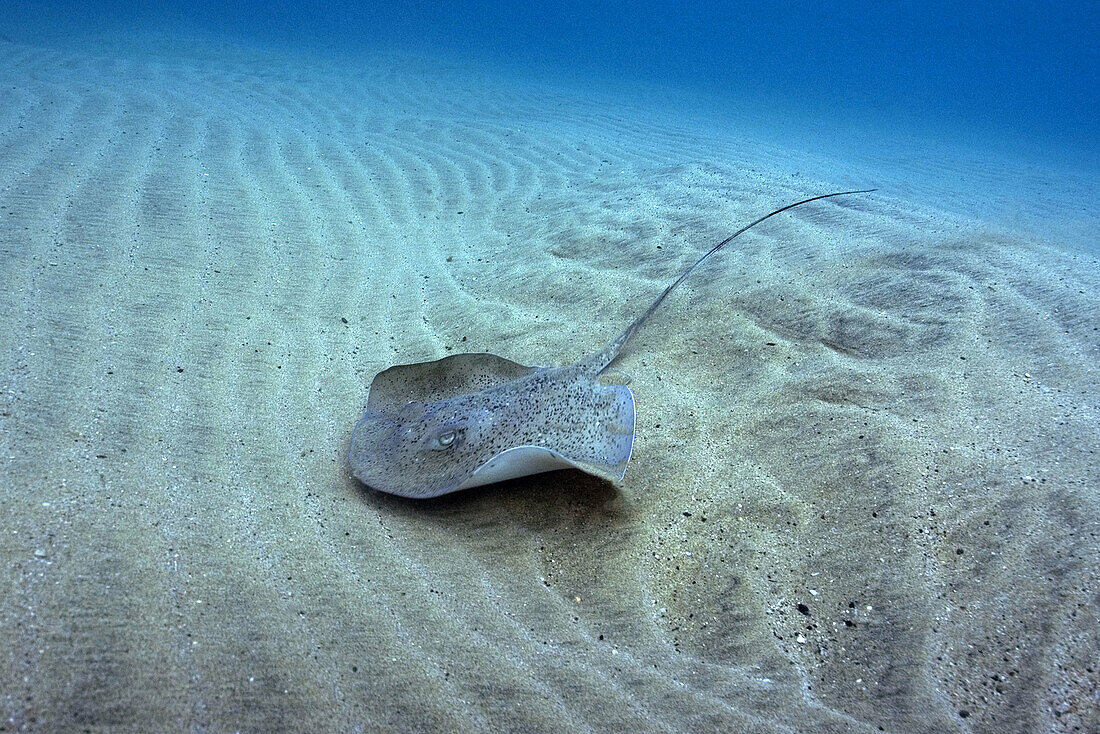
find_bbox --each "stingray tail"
[590,188,876,373]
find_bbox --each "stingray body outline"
[349,190,873,498]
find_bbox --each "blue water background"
[7,1,1098,173]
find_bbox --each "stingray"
[349,189,873,498]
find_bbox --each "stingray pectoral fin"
[454,441,631,492]
[367,353,537,414]
[597,384,636,481]
[535,383,637,486]
[455,446,578,490]
[454,385,636,491]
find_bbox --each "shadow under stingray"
[352,467,631,534]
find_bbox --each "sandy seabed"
[0,37,1097,733]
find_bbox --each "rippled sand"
[1,38,1097,732]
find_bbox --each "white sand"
[1,38,1097,732]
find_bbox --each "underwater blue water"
[8,0,1097,172]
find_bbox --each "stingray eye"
[427,427,464,451]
